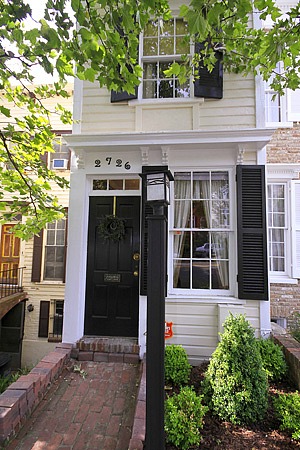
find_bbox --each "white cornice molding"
[64,128,276,152]
[267,163,300,179]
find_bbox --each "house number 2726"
[94,158,131,170]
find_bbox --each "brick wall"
[270,282,300,324]
[267,124,300,164]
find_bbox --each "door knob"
[133,271,139,277]
[133,253,140,261]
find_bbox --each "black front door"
[84,196,140,337]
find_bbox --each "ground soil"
[165,362,300,450]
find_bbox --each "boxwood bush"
[202,313,269,425]
[165,344,191,386]
[165,386,208,450]
[256,337,287,381]
[273,391,300,440]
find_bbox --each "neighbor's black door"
[84,196,140,337]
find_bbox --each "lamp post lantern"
[141,169,174,450]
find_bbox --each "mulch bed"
[165,362,300,450]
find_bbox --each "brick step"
[71,336,140,364]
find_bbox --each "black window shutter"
[111,87,138,103]
[140,166,168,295]
[38,301,50,338]
[194,42,223,99]
[31,230,44,282]
[110,19,139,103]
[237,165,268,301]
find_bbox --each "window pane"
[211,200,230,228]
[160,19,174,36]
[273,213,285,227]
[211,172,229,199]
[159,80,173,98]
[144,62,158,79]
[212,261,229,289]
[193,232,209,258]
[175,80,190,98]
[45,247,55,263]
[174,172,191,199]
[176,36,189,54]
[143,38,158,56]
[143,80,157,99]
[93,180,107,190]
[193,172,210,199]
[47,230,55,245]
[160,37,174,55]
[193,201,208,228]
[174,232,190,258]
[144,21,158,37]
[125,179,139,190]
[174,260,190,288]
[192,262,209,289]
[109,180,123,190]
[176,19,188,34]
[174,201,191,228]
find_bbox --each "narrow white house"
[63,3,275,363]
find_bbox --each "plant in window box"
[97,215,126,242]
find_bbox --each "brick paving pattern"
[4,361,140,450]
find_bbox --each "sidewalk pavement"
[4,360,141,450]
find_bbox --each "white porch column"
[62,169,89,344]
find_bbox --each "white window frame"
[267,165,300,283]
[264,62,300,127]
[168,168,235,296]
[43,218,67,282]
[291,179,300,278]
[140,17,193,101]
[268,182,288,275]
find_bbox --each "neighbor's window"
[142,18,191,99]
[172,171,230,290]
[48,299,64,341]
[268,183,287,272]
[44,219,66,280]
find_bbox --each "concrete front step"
[71,336,140,364]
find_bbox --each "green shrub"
[202,313,269,425]
[165,386,208,450]
[273,391,300,440]
[0,367,31,394]
[256,338,287,381]
[165,344,191,386]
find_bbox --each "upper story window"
[265,63,300,125]
[44,218,67,281]
[142,18,191,99]
[172,171,230,291]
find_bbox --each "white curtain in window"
[173,181,190,286]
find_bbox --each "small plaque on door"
[104,273,121,283]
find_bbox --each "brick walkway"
[4,361,140,450]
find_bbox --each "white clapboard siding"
[165,299,260,363]
[80,72,256,134]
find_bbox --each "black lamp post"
[142,169,174,450]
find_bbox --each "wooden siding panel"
[80,73,256,133]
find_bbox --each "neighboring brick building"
[267,124,300,328]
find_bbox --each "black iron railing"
[0,267,25,299]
